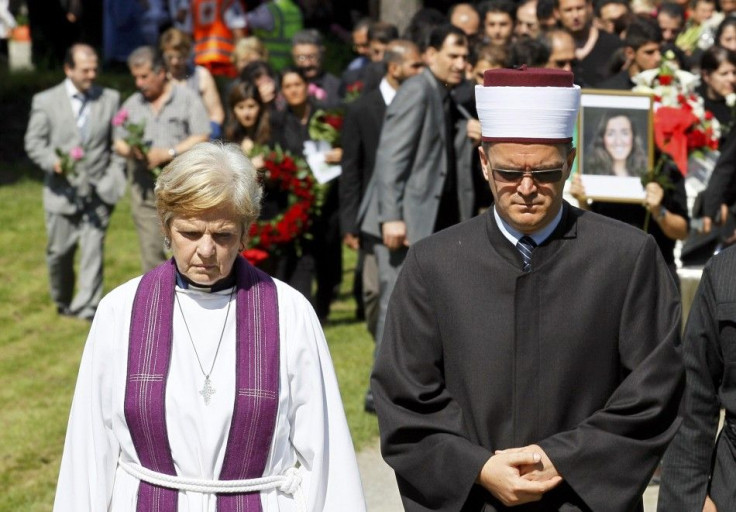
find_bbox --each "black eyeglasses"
[492,168,565,184]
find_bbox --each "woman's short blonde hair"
[155,142,262,234]
[159,27,193,55]
[232,36,269,64]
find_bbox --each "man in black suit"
[339,39,424,411]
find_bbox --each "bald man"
[450,3,481,37]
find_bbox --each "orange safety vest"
[192,0,238,78]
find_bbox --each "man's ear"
[624,46,635,64]
[478,145,491,181]
[565,147,577,178]
[425,46,438,68]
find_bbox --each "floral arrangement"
[632,51,723,176]
[242,146,317,265]
[344,80,364,103]
[308,108,344,146]
[55,145,85,178]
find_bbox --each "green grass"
[0,166,378,510]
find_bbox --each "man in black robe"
[371,67,685,511]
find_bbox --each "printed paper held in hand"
[303,140,341,184]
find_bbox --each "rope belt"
[118,459,302,495]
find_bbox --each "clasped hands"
[476,444,563,507]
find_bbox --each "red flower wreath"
[242,146,316,265]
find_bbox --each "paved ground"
[357,439,660,511]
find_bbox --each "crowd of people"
[19,0,736,510]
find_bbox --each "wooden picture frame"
[576,90,654,203]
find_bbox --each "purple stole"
[124,256,280,512]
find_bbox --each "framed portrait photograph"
[577,90,654,203]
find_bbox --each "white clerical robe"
[52,277,366,511]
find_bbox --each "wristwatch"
[168,147,178,159]
[657,206,668,221]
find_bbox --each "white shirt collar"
[379,77,397,106]
[493,204,564,247]
[64,78,85,100]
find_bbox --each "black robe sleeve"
[372,247,493,511]
[537,237,684,511]
[658,254,731,511]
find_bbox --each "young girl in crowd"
[224,80,271,168]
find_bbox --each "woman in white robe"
[52,141,366,512]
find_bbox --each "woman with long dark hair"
[699,45,736,136]
[270,66,342,322]
[224,79,272,164]
[584,111,649,177]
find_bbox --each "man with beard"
[114,46,210,272]
[291,28,341,109]
[555,0,622,86]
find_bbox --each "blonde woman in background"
[160,27,226,138]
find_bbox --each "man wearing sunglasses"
[372,67,684,511]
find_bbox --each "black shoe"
[57,305,74,317]
[364,390,376,414]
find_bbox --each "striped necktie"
[516,236,537,272]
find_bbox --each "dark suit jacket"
[658,245,736,511]
[310,71,342,109]
[596,69,634,91]
[339,61,385,99]
[339,87,386,236]
[372,203,684,511]
[579,30,623,87]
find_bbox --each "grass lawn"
[0,166,379,510]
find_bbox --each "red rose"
[324,114,344,131]
[658,75,673,85]
[704,110,714,120]
[686,129,707,150]
[242,248,269,266]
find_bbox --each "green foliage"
[0,163,377,509]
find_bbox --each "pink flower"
[112,108,129,127]
[307,83,327,101]
[69,146,85,160]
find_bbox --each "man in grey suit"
[360,24,476,410]
[25,43,126,321]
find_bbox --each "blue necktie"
[517,236,537,272]
[74,93,89,142]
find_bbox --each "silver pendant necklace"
[175,287,235,405]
